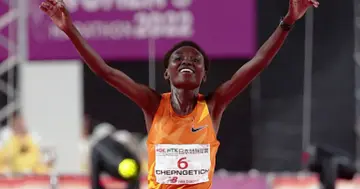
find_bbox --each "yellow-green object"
[118,158,138,179]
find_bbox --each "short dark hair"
[163,40,210,71]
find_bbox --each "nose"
[181,57,193,65]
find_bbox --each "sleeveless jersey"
[147,93,220,189]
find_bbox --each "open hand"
[39,0,73,32]
[286,0,319,23]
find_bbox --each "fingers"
[40,0,65,13]
[39,4,48,12]
[57,2,66,12]
[46,0,57,6]
[39,2,52,12]
[308,0,320,8]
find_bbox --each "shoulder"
[157,92,171,106]
[161,92,171,98]
[145,92,168,116]
[198,93,207,101]
[150,92,171,115]
[204,92,226,120]
[204,93,214,109]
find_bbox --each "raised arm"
[39,0,160,114]
[209,0,319,113]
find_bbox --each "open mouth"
[179,68,194,73]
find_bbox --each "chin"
[172,80,200,90]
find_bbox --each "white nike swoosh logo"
[191,125,208,132]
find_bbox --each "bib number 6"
[177,157,189,169]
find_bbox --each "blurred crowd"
[0,111,148,177]
[0,112,52,175]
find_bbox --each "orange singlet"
[147,93,220,189]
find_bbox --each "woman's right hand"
[39,0,73,33]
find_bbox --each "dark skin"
[40,0,319,133]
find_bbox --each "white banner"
[19,61,83,174]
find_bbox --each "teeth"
[180,68,193,73]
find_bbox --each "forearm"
[211,16,296,107]
[64,24,160,112]
[65,25,111,77]
[230,16,295,80]
[210,0,318,111]
[253,16,295,64]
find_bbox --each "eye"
[191,56,203,64]
[173,56,183,62]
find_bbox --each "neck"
[170,86,199,116]
[14,131,27,137]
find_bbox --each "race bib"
[155,144,211,185]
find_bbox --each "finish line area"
[0,174,359,189]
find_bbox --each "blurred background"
[0,0,359,188]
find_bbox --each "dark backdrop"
[252,0,356,171]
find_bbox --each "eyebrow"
[174,51,201,56]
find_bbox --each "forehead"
[172,46,203,57]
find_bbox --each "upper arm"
[208,56,266,113]
[65,27,161,115]
[208,22,291,112]
[102,67,161,115]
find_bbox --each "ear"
[202,72,207,83]
[164,69,170,80]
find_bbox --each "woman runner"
[39,0,319,188]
